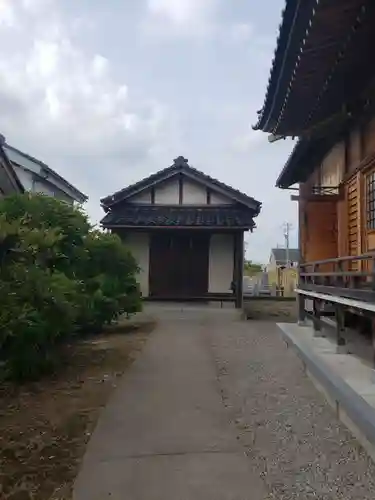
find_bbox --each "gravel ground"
[204,319,375,500]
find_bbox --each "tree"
[0,193,142,381]
[244,260,263,276]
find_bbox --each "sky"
[0,0,298,263]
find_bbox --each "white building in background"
[3,142,87,204]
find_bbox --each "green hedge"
[0,193,142,381]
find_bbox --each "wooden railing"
[299,253,375,302]
[311,185,340,196]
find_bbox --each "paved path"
[74,305,375,500]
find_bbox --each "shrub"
[0,194,142,381]
[75,231,142,332]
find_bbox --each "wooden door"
[189,233,209,296]
[149,232,209,298]
[149,233,174,297]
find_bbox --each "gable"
[128,189,152,204]
[4,145,87,203]
[127,174,234,206]
[0,147,23,195]
[102,156,260,211]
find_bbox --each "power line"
[283,222,293,268]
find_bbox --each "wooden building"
[254,1,375,348]
[101,156,261,307]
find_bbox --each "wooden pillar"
[233,231,244,309]
[312,298,322,335]
[370,316,375,372]
[335,305,346,352]
[297,293,306,325]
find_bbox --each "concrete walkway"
[74,304,375,500]
[73,305,267,500]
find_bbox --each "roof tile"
[101,205,256,229]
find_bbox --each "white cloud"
[229,22,253,43]
[0,0,178,222]
[0,0,15,26]
[232,129,265,152]
[148,0,214,25]
[142,0,218,39]
[91,54,109,78]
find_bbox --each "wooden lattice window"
[367,171,375,229]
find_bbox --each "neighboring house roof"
[4,144,88,203]
[271,248,299,264]
[101,205,257,229]
[0,138,24,195]
[101,156,261,212]
[253,0,375,136]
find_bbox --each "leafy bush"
[77,231,141,331]
[0,194,142,381]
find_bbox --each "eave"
[276,137,332,189]
[4,144,88,203]
[254,0,375,137]
[276,93,375,188]
[101,205,258,231]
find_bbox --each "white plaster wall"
[155,178,179,204]
[128,190,151,203]
[183,179,207,204]
[210,192,232,204]
[8,148,83,201]
[208,234,234,293]
[13,165,75,203]
[33,179,56,197]
[127,174,235,206]
[123,232,150,297]
[34,180,74,204]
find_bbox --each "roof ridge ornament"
[173,156,189,167]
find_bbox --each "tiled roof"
[253,0,300,132]
[101,205,256,229]
[4,144,88,202]
[101,156,261,212]
[253,0,374,136]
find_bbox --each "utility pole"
[283,222,292,268]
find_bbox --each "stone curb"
[278,323,375,455]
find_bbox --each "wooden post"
[367,314,375,381]
[312,298,322,335]
[335,305,346,353]
[297,293,306,325]
[371,256,375,292]
[233,232,244,309]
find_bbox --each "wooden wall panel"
[300,198,338,264]
[337,196,347,257]
[348,128,362,173]
[368,232,375,251]
[364,164,375,254]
